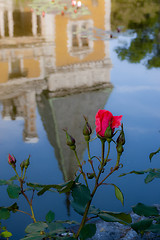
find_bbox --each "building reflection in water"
[0,0,113,181]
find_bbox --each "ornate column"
[0,9,5,37]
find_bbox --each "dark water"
[0,0,160,238]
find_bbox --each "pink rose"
[95,109,122,138]
[8,154,16,165]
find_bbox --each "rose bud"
[104,123,113,141]
[116,144,124,154]
[117,124,125,146]
[8,154,16,167]
[24,156,30,169]
[64,130,76,150]
[20,160,25,172]
[83,117,92,141]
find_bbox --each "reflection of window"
[72,25,79,47]
[67,20,93,59]
[9,59,27,79]
[13,10,32,36]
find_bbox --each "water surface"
[0,0,160,238]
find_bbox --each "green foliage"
[146,223,160,233]
[0,113,129,239]
[112,1,160,69]
[1,230,12,238]
[131,219,153,235]
[25,222,48,234]
[121,148,160,235]
[114,184,124,206]
[0,208,10,220]
[45,210,55,223]
[0,203,19,220]
[98,211,132,225]
[27,180,75,196]
[71,184,91,207]
[149,148,160,162]
[71,184,92,215]
[30,0,90,19]
[132,203,159,217]
[120,168,160,183]
[79,224,96,240]
[7,184,21,199]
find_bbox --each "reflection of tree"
[111,0,160,69]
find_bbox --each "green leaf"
[0,208,10,220]
[25,222,48,233]
[149,147,160,162]
[48,222,65,235]
[119,168,153,177]
[146,223,160,233]
[114,184,124,205]
[62,237,76,240]
[20,232,45,240]
[10,175,18,181]
[145,170,160,183]
[55,220,79,225]
[88,205,100,215]
[131,219,153,233]
[0,179,13,186]
[58,180,74,193]
[7,184,21,199]
[29,180,75,196]
[7,202,19,213]
[71,201,85,215]
[79,224,96,240]
[98,211,132,225]
[45,211,55,223]
[132,203,159,217]
[0,179,8,186]
[71,184,91,206]
[1,231,12,238]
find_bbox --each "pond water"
[0,0,160,239]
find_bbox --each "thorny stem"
[22,167,27,180]
[16,209,32,217]
[76,141,121,239]
[76,140,107,238]
[116,153,121,167]
[74,150,88,187]
[87,141,91,161]
[19,179,37,223]
[101,140,105,166]
[13,168,19,180]
[104,142,110,164]
[98,165,119,187]
[87,141,96,178]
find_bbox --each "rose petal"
[112,115,123,129]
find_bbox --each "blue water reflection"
[0,0,160,239]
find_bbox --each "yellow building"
[0,0,113,180]
[0,0,112,90]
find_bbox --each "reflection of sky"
[96,37,160,212]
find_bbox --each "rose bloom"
[95,109,122,137]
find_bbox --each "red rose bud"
[83,122,92,136]
[8,154,16,166]
[64,130,76,150]
[117,124,125,146]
